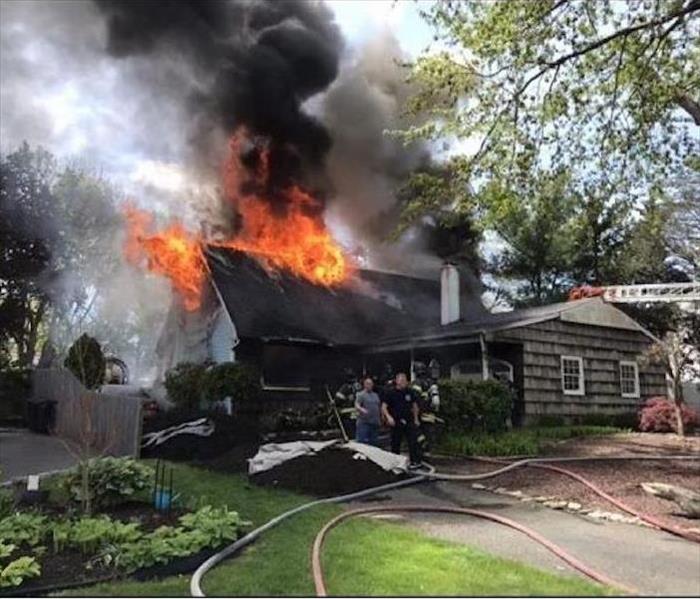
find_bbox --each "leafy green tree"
[482,170,579,305]
[64,333,105,390]
[397,0,698,318]
[399,0,699,199]
[0,143,57,368]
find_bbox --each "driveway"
[352,479,700,596]
[0,428,77,483]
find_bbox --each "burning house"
[107,0,665,425]
[152,247,666,425]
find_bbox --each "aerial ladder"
[568,282,700,304]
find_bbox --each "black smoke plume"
[94,0,343,199]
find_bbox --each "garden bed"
[0,458,248,595]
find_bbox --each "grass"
[59,462,612,596]
[436,425,623,457]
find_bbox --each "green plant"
[438,379,513,433]
[0,488,14,519]
[164,362,210,409]
[202,363,260,410]
[62,457,153,511]
[108,505,247,572]
[179,505,248,545]
[0,512,48,547]
[52,516,142,555]
[64,333,105,390]
[0,542,15,560]
[437,426,621,457]
[0,556,41,588]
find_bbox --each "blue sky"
[328,0,435,57]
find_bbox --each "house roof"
[205,246,486,346]
[370,297,657,351]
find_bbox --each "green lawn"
[60,462,612,596]
[437,425,623,457]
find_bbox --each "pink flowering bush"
[638,396,699,433]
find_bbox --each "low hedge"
[438,425,622,457]
[438,379,513,433]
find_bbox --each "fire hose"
[311,505,638,596]
[190,454,699,597]
[472,456,700,544]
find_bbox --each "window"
[561,356,585,395]
[619,361,640,398]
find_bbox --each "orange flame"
[123,204,206,311]
[123,129,349,310]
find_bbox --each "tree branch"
[675,92,700,125]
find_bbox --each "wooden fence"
[31,368,142,458]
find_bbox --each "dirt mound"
[141,410,260,461]
[250,446,405,497]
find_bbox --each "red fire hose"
[311,505,638,596]
[472,456,700,544]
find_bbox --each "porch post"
[480,333,489,381]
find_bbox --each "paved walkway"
[0,428,77,482]
[352,479,700,596]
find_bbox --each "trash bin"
[26,400,57,434]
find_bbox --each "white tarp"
[343,441,409,474]
[247,439,408,475]
[248,440,339,475]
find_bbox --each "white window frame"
[561,355,585,396]
[619,361,640,398]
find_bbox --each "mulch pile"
[141,410,261,462]
[438,433,700,531]
[250,446,405,497]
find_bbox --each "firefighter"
[334,368,361,434]
[411,360,442,455]
[381,372,421,467]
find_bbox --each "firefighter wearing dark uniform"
[381,372,421,467]
[334,368,361,432]
[411,361,442,454]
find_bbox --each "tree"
[399,0,699,200]
[481,170,578,305]
[646,330,700,437]
[397,1,698,317]
[0,143,57,368]
[64,334,105,390]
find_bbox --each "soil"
[0,548,117,597]
[0,501,201,597]
[434,432,700,532]
[141,410,262,462]
[100,500,185,531]
[195,443,260,474]
[250,446,405,497]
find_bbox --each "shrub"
[164,362,210,409]
[202,362,260,411]
[62,457,153,510]
[64,334,105,390]
[638,397,699,433]
[0,488,15,519]
[438,379,513,433]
